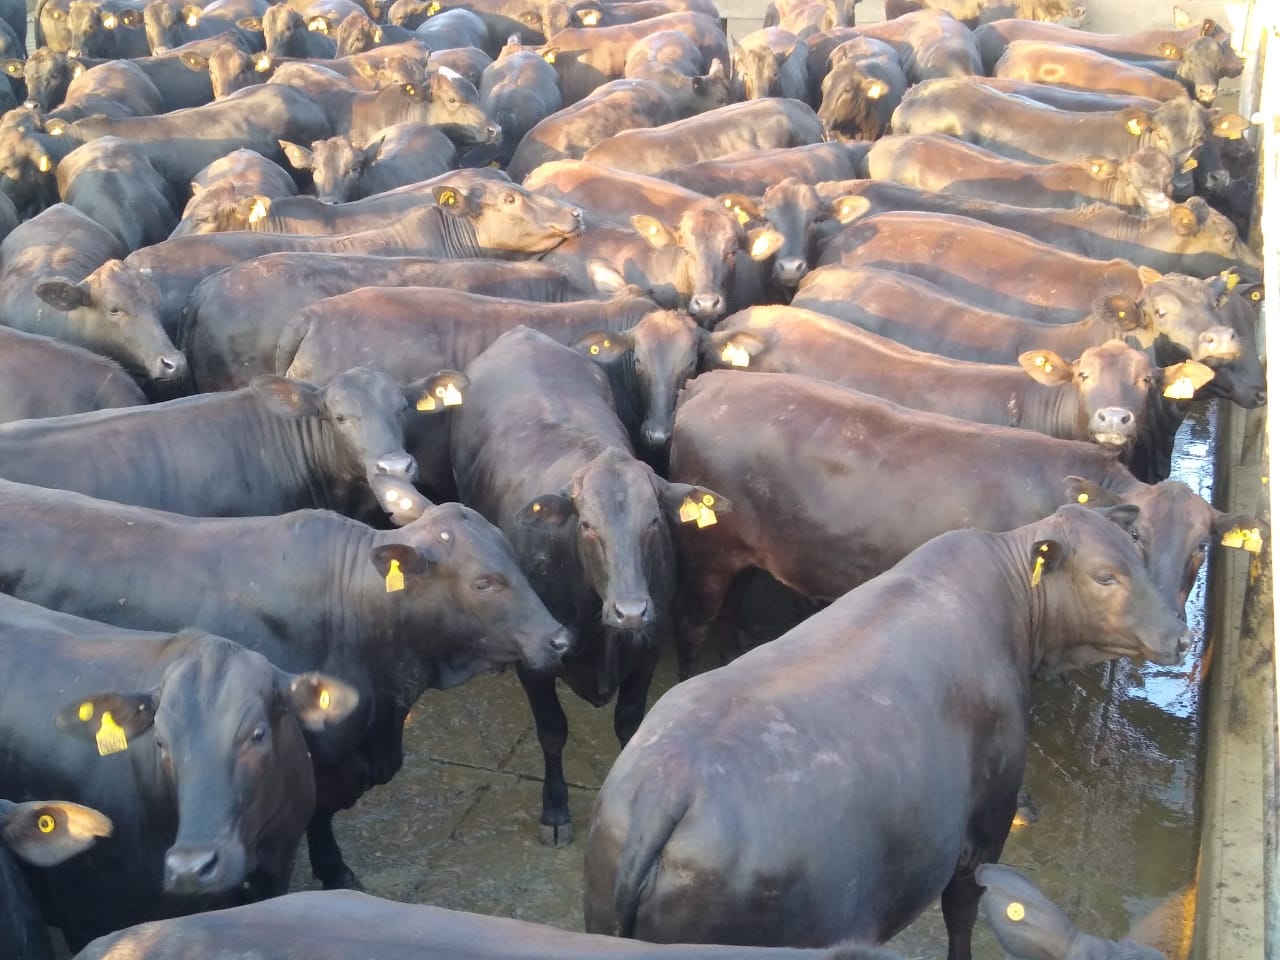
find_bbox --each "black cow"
[71,890,907,959]
[0,327,146,424]
[582,505,1189,958]
[0,480,571,891]
[451,327,725,845]
[0,203,186,390]
[0,595,357,948]
[0,366,454,523]
[2,798,110,960]
[57,136,177,253]
[279,122,457,204]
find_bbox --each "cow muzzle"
[773,257,807,287]
[523,626,573,673]
[375,452,418,481]
[164,842,244,895]
[1195,85,1217,105]
[688,293,725,320]
[1090,407,1136,446]
[151,351,189,384]
[604,596,651,630]
[1196,327,1242,362]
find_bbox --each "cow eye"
[471,575,506,593]
[251,725,267,743]
[1156,308,1168,318]
[108,306,122,316]
[502,193,516,205]
[1077,371,1089,382]
[1093,570,1118,586]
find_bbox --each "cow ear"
[406,369,468,413]
[179,50,209,71]
[181,4,202,22]
[433,183,470,214]
[704,329,768,369]
[1172,5,1191,28]
[1161,359,1215,399]
[362,135,386,165]
[1200,17,1219,36]
[54,693,157,756]
[240,194,272,225]
[518,8,541,25]
[976,863,1080,960]
[1062,476,1121,508]
[717,193,761,225]
[572,329,634,362]
[0,58,23,77]
[1094,293,1143,330]
[350,57,379,80]
[237,15,263,29]
[1135,264,1163,288]
[1098,503,1141,537]
[280,672,359,731]
[746,226,784,261]
[1214,513,1268,553]
[661,483,730,528]
[120,8,140,25]
[1017,349,1073,386]
[0,800,112,868]
[250,375,320,416]
[370,474,432,525]
[1211,112,1249,140]
[1169,203,1199,237]
[279,139,313,170]
[586,258,627,293]
[370,543,436,591]
[1158,41,1183,60]
[632,214,676,248]
[1029,539,1063,583]
[1120,107,1150,137]
[35,278,91,311]
[516,493,576,528]
[829,194,871,225]
[1084,156,1115,180]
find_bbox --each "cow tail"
[610,772,691,939]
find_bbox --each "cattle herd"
[0,0,1266,953]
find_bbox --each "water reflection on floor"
[298,403,1218,960]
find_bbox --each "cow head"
[35,259,187,386]
[66,0,140,58]
[1190,281,1266,409]
[1131,270,1242,365]
[977,864,1166,960]
[1173,8,1244,77]
[20,47,84,111]
[181,43,272,99]
[370,502,572,678]
[571,308,702,458]
[1107,148,1174,215]
[0,126,61,216]
[517,448,729,632]
[143,0,187,53]
[1022,504,1190,674]
[280,134,384,204]
[0,799,112,868]
[1159,36,1226,105]
[415,65,500,146]
[39,0,74,53]
[260,3,308,57]
[1165,195,1261,279]
[333,10,383,55]
[442,176,584,256]
[54,631,359,895]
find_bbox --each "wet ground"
[288,404,1220,959]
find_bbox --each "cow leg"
[940,868,980,960]
[943,790,1018,960]
[675,567,740,679]
[613,643,660,748]
[517,663,574,847]
[306,812,365,891]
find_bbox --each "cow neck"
[979,527,1049,686]
[262,404,341,510]
[432,207,482,259]
[1018,380,1083,441]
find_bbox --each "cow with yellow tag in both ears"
[451,326,729,847]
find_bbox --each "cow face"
[1164,36,1231,105]
[181,43,271,99]
[1112,148,1174,215]
[572,309,701,457]
[35,260,187,386]
[281,135,382,204]
[333,11,382,55]
[1132,272,1241,365]
[420,67,500,146]
[0,799,112,868]
[0,128,59,216]
[1129,99,1220,190]
[1166,195,1261,278]
[444,177,584,255]
[21,48,81,111]
[1063,477,1265,620]
[733,41,785,101]
[370,503,572,676]
[261,3,308,57]
[1028,504,1189,674]
[1195,286,1266,408]
[54,633,358,896]
[39,0,74,52]
[66,0,139,58]
[143,0,181,53]
[319,366,418,485]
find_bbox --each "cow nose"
[375,453,418,480]
[548,629,571,655]
[485,123,501,144]
[153,43,170,53]
[68,48,82,56]
[154,352,188,382]
[1252,387,1267,407]
[1195,85,1217,104]
[607,597,650,629]
[773,257,807,285]
[1176,631,1191,659]
[688,294,725,319]
[1198,327,1241,360]
[641,423,670,449]
[1092,406,1135,443]
[164,847,221,892]
[22,100,37,109]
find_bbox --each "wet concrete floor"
[287,404,1220,959]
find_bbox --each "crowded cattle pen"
[0,0,1270,956]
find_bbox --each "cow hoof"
[322,867,367,891]
[538,822,574,847]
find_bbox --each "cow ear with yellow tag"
[976,863,1084,960]
[283,672,359,731]
[1028,539,1062,588]
[433,183,469,215]
[0,800,113,868]
[101,12,118,29]
[54,693,157,757]
[1084,156,1114,181]
[745,226,784,262]
[716,193,761,226]
[662,483,730,530]
[243,194,272,226]
[705,329,768,370]
[1160,359,1214,399]
[0,58,22,76]
[1062,475,1121,509]
[1169,203,1199,237]
[1120,107,1150,137]
[1214,513,1267,554]
[1017,349,1072,386]
[370,543,434,593]
[1210,110,1249,140]
[572,329,634,363]
[1094,293,1144,330]
[830,194,871,225]
[407,369,468,413]
[517,493,576,528]
[632,214,676,249]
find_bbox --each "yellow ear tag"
[440,383,462,406]
[696,505,717,528]
[385,558,405,592]
[37,814,55,833]
[1042,362,1053,373]
[403,83,415,96]
[1252,289,1262,301]
[78,702,94,721]
[1077,492,1089,504]
[427,0,440,12]
[750,234,772,257]
[37,155,51,173]
[579,9,599,24]
[721,342,750,367]
[1180,156,1198,173]
[5,63,16,73]
[318,688,331,710]
[255,54,272,71]
[186,10,199,24]
[678,497,699,524]
[1244,529,1264,553]
[1221,527,1245,549]
[248,198,268,224]
[1034,355,1046,366]
[372,25,382,40]
[95,711,128,756]
[1030,556,1044,588]
[439,188,456,205]
[1126,118,1143,136]
[1006,902,1026,922]
[102,13,117,28]
[543,49,556,63]
[1220,527,1262,551]
[865,80,884,99]
[1164,375,1196,400]
[416,394,437,411]
[589,344,600,355]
